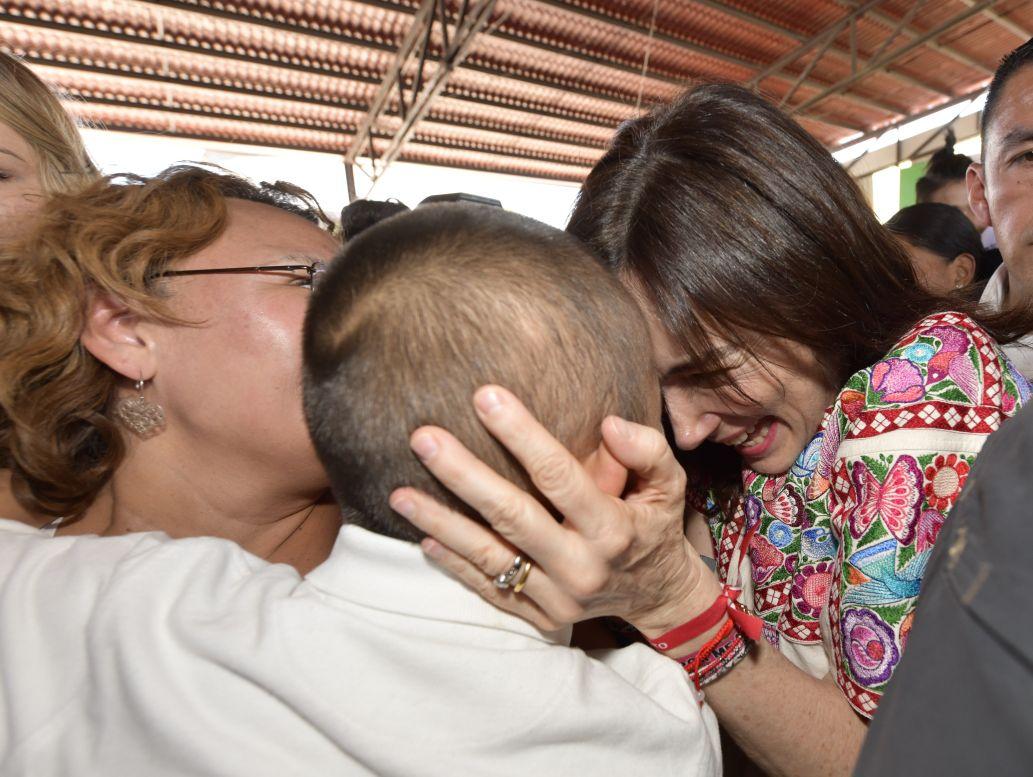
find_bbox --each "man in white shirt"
[969,38,1033,378]
[0,204,720,776]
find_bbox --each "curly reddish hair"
[0,165,332,517]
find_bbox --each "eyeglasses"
[154,261,327,290]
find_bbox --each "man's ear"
[951,253,977,288]
[581,439,629,497]
[79,292,158,381]
[967,163,991,232]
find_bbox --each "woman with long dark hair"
[887,202,991,296]
[386,84,1032,776]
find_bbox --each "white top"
[0,520,720,777]
[980,264,1033,379]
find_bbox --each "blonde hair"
[0,51,96,194]
[0,165,333,517]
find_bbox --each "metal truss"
[344,0,498,198]
[789,0,1001,117]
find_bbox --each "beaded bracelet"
[674,619,751,694]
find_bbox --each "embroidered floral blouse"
[708,312,1031,718]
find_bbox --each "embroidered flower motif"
[902,342,935,364]
[761,480,805,527]
[749,533,785,585]
[871,358,925,404]
[1003,391,1017,415]
[791,561,834,618]
[766,520,794,549]
[743,495,763,533]
[791,432,823,478]
[801,525,837,560]
[807,421,842,501]
[840,389,866,421]
[923,454,970,511]
[841,608,900,686]
[915,509,945,554]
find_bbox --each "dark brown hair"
[302,203,656,542]
[886,202,992,287]
[982,37,1033,151]
[0,165,333,518]
[915,132,973,202]
[566,83,1031,507]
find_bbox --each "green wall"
[898,160,928,208]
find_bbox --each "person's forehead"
[0,120,37,166]
[186,197,338,268]
[987,65,1033,154]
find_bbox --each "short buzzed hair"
[982,37,1033,150]
[302,204,656,542]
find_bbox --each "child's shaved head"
[303,203,657,542]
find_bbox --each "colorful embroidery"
[708,312,1030,718]
[840,608,900,685]
[923,454,970,511]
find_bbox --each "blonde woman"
[0,166,343,572]
[0,51,95,230]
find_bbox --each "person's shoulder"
[833,311,1010,443]
[893,310,990,350]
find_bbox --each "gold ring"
[511,560,533,593]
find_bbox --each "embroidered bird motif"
[925,326,980,404]
[843,539,929,606]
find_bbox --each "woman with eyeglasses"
[386,84,1033,777]
[0,165,342,573]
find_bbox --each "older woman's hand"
[388,385,718,635]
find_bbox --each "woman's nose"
[666,402,721,450]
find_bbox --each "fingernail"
[609,416,633,439]
[390,494,416,519]
[421,538,443,559]
[410,431,439,460]
[474,387,504,415]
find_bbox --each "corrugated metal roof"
[2,0,1029,182]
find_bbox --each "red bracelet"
[647,584,764,651]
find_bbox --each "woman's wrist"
[628,539,726,655]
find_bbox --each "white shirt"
[980,264,1033,379]
[0,520,720,776]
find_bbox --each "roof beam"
[0,15,625,132]
[791,0,1002,116]
[691,0,951,97]
[696,0,989,82]
[62,93,594,170]
[531,0,908,119]
[123,2,669,119]
[528,0,909,126]
[346,0,499,179]
[858,5,994,74]
[957,0,1033,40]
[28,56,605,150]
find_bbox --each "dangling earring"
[113,378,166,439]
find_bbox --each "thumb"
[582,439,630,497]
[601,416,687,508]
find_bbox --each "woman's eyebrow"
[0,147,25,162]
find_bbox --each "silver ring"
[493,555,524,588]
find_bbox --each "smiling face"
[972,65,1033,303]
[145,198,340,490]
[639,303,836,475]
[0,120,43,237]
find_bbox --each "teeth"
[740,420,771,449]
